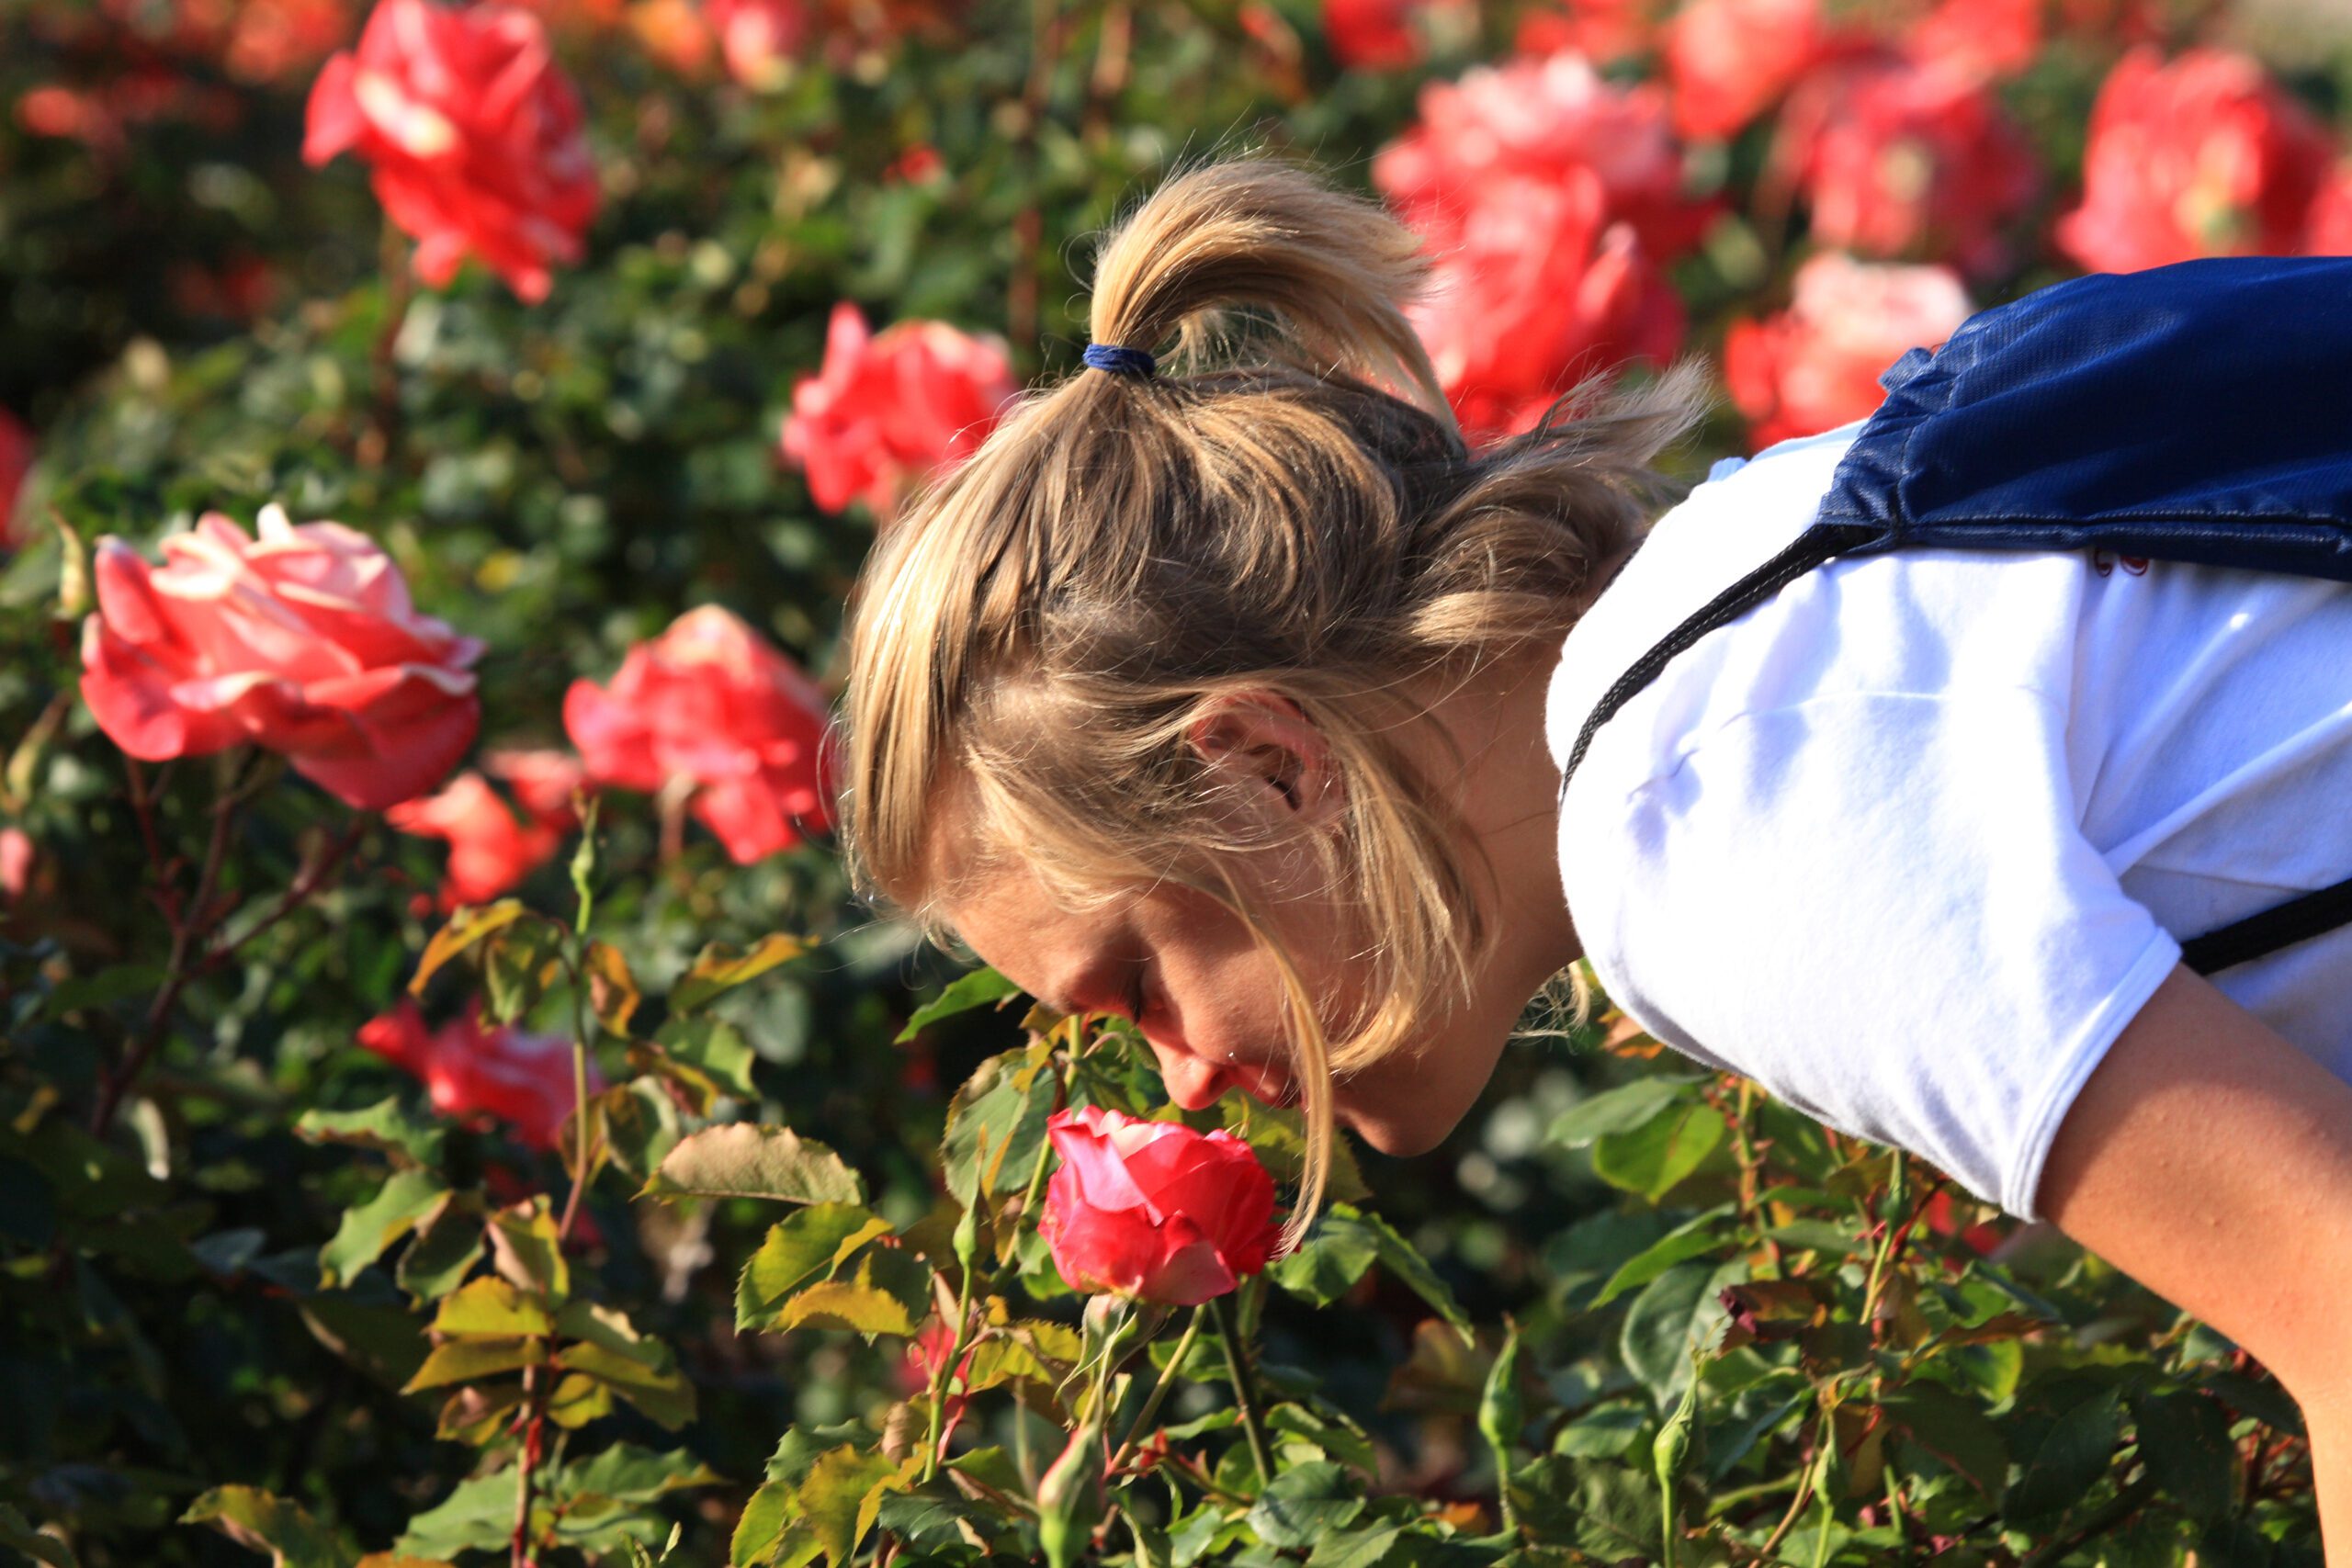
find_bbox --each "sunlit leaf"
[672,933,810,1013]
[640,1124,864,1205]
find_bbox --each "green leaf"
[1306,1525,1402,1568]
[1589,1204,1735,1308]
[639,1124,865,1205]
[393,1472,530,1561]
[409,899,531,995]
[941,1042,1056,1204]
[1592,1101,1724,1201]
[896,965,1023,1043]
[1548,1077,1699,1148]
[1267,1207,1382,1306]
[555,1301,696,1429]
[181,1487,338,1568]
[481,919,565,1026]
[584,940,641,1037]
[737,1204,890,1329]
[770,1264,920,1339]
[1880,1383,2010,1500]
[1621,1259,1731,1405]
[657,1015,759,1100]
[1552,1403,1649,1459]
[2130,1389,2238,1525]
[434,1277,554,1337]
[730,1482,797,1568]
[317,1169,447,1290]
[0,1504,79,1567]
[294,1098,447,1168]
[1246,1461,1363,1551]
[2006,1386,2125,1527]
[395,1195,484,1303]
[672,933,810,1013]
[794,1447,905,1565]
[1223,1098,1373,1205]
[401,1337,545,1392]
[1353,1206,1472,1344]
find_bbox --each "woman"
[832,154,2352,1547]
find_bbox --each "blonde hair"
[835,152,1713,1239]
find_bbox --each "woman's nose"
[1149,1039,1229,1111]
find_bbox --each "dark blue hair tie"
[1082,342,1158,379]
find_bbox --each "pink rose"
[1374,50,1717,267]
[1902,0,2041,85]
[1402,169,1686,441]
[79,505,481,810]
[1038,1106,1281,1306]
[1511,0,1664,66]
[2304,164,2352,256]
[0,828,33,901]
[562,604,832,864]
[2053,46,2336,276]
[1320,0,1468,72]
[1665,0,1831,142]
[357,998,594,1149]
[303,0,600,303]
[483,746,587,832]
[1722,251,1972,451]
[1768,51,2041,277]
[387,770,561,909]
[779,301,1020,518]
[0,410,32,552]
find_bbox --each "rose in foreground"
[357,998,594,1150]
[1038,1106,1281,1306]
[78,505,481,810]
[562,604,831,864]
[302,0,599,302]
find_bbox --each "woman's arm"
[2038,961,2352,1554]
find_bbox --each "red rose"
[303,0,600,303]
[1038,1106,1281,1306]
[1321,0,1469,72]
[1722,251,1972,451]
[778,301,1020,518]
[1511,0,1664,66]
[562,604,832,864]
[1374,50,1717,268]
[0,410,32,552]
[483,746,587,831]
[2305,164,2352,255]
[1768,51,2041,277]
[1901,0,2041,85]
[387,770,562,909]
[79,505,482,810]
[2053,46,2335,276]
[0,828,32,901]
[1665,0,1830,142]
[1403,169,1686,441]
[358,998,593,1150]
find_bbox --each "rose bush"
[0,0,2342,1562]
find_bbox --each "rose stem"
[1109,1304,1206,1473]
[1209,1292,1272,1485]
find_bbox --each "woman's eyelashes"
[1126,964,1150,1025]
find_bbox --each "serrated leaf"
[2006,1387,2124,1526]
[672,933,810,1013]
[1354,1206,1472,1343]
[657,1014,759,1100]
[896,965,1023,1043]
[294,1098,447,1168]
[737,1204,889,1330]
[1592,1101,1724,1201]
[555,1302,696,1427]
[1548,1077,1699,1148]
[318,1169,447,1290]
[481,919,565,1027]
[1880,1383,2010,1500]
[1590,1204,1735,1308]
[1268,1206,1382,1305]
[410,900,531,995]
[1248,1462,1363,1550]
[795,1447,905,1565]
[181,1487,338,1568]
[773,1278,918,1339]
[1622,1259,1731,1405]
[639,1124,864,1205]
[731,1481,797,1568]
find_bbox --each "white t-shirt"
[1546,418,2352,1219]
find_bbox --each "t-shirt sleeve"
[1575,687,2182,1220]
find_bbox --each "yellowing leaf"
[584,940,640,1037]
[639,1123,864,1205]
[409,900,531,996]
[433,1277,554,1338]
[402,1337,545,1393]
[671,932,810,1012]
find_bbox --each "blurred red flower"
[0,829,33,902]
[1375,49,1716,265]
[0,411,32,552]
[1902,0,2041,85]
[1665,0,1830,142]
[358,998,594,1149]
[563,605,832,864]
[303,0,601,303]
[707,0,806,86]
[1403,169,1687,441]
[1722,251,1973,451]
[1511,0,1664,65]
[2053,46,2336,276]
[2305,164,2352,255]
[778,301,1020,518]
[78,506,482,810]
[1038,1106,1281,1306]
[387,771,562,909]
[484,747,588,832]
[1320,0,1468,72]
[1769,51,2041,277]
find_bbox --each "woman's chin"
[1339,1103,1452,1158]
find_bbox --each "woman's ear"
[1185,692,1344,831]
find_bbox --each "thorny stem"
[1211,1292,1272,1486]
[1110,1305,1206,1474]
